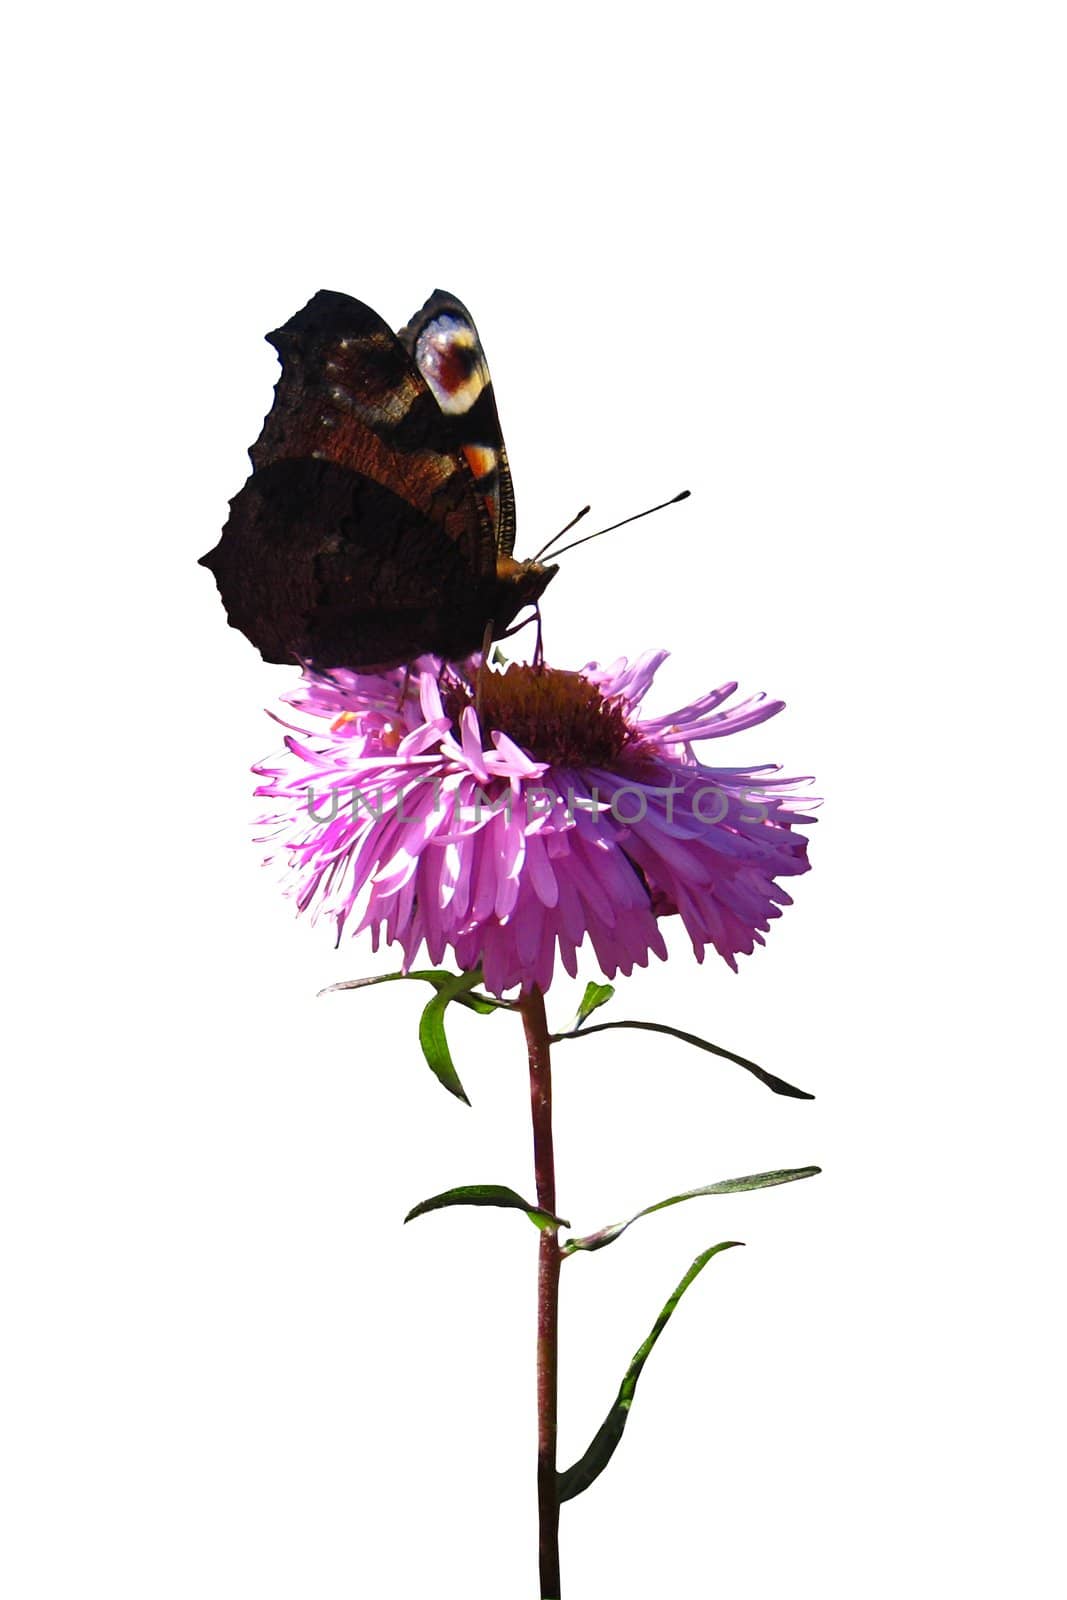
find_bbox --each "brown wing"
[250,290,496,572]
[399,289,518,556]
[206,457,501,669]
[200,291,501,669]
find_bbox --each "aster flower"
[254,650,815,996]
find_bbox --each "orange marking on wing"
[463,443,497,481]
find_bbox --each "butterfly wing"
[200,290,502,668]
[399,290,518,556]
[250,289,497,569]
[206,456,505,669]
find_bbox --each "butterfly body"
[200,290,556,670]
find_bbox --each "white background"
[3,3,1064,1596]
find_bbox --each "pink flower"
[254,652,816,995]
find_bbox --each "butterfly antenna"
[533,505,592,563]
[547,490,690,560]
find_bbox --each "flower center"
[444,664,650,769]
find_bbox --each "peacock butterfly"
[200,289,558,671]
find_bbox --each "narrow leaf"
[558,1241,743,1502]
[319,967,509,1015]
[417,970,488,1103]
[552,1018,814,1099]
[404,1184,569,1231]
[562,1166,821,1253]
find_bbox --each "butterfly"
[199,289,558,671]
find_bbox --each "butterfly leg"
[475,620,495,718]
[532,603,545,669]
[395,661,414,711]
[495,607,544,664]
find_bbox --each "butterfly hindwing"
[210,456,491,668]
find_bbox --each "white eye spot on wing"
[414,313,490,415]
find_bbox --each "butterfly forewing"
[399,290,517,555]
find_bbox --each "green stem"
[521,988,562,1600]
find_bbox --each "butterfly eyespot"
[413,317,488,417]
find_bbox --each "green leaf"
[551,1017,814,1099]
[404,1184,569,1231]
[562,1166,821,1253]
[417,971,487,1103]
[569,981,616,1032]
[319,967,510,1016]
[558,1241,744,1502]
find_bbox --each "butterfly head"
[494,554,558,630]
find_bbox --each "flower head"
[254,651,815,995]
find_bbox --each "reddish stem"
[521,988,562,1599]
